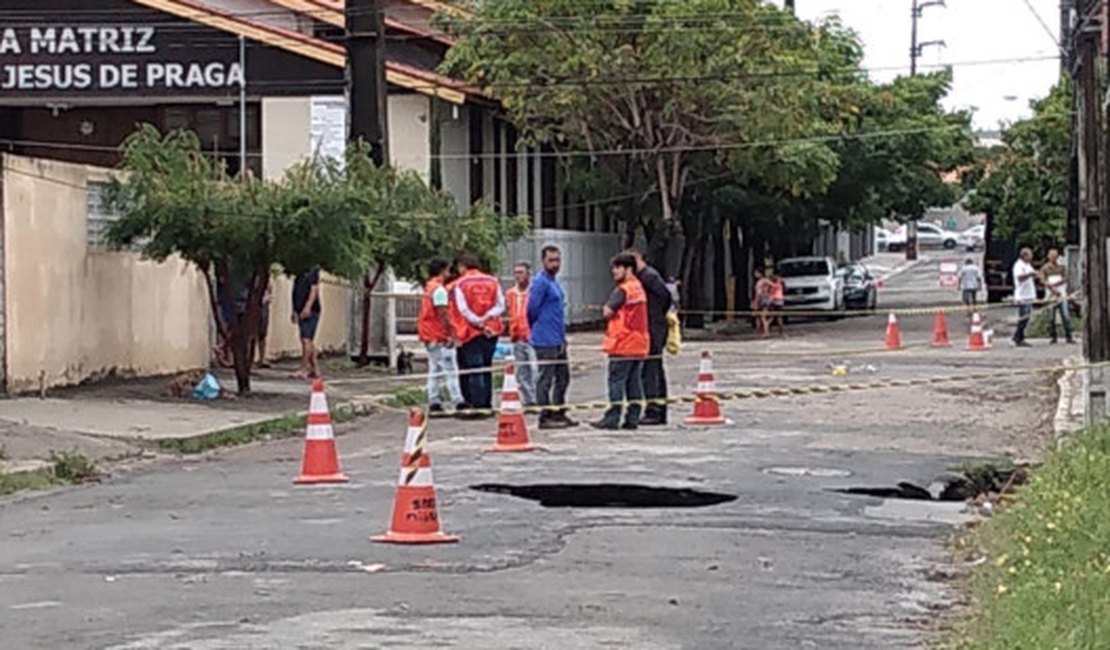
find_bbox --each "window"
[86,180,118,250]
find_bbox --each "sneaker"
[555,413,579,427]
[428,403,446,415]
[1014,340,1032,348]
[620,422,639,431]
[639,416,667,426]
[538,418,570,430]
[590,420,619,431]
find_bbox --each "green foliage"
[966,80,1071,248]
[950,423,1110,649]
[107,125,527,386]
[49,449,99,482]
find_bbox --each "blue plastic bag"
[494,343,513,361]
[192,372,222,400]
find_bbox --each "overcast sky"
[787,0,1063,130]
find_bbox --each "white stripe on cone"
[396,466,434,486]
[502,369,519,393]
[305,423,335,441]
[309,391,328,414]
[403,426,422,453]
[501,399,522,412]
[699,358,712,374]
[697,381,715,393]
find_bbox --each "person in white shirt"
[958,258,984,309]
[1011,247,1038,347]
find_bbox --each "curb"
[1054,356,1085,440]
[0,459,53,477]
[152,400,377,455]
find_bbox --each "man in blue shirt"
[528,245,577,429]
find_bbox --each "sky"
[787,0,1063,130]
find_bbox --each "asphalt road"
[0,253,1074,649]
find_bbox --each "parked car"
[886,223,961,252]
[958,224,985,251]
[778,256,844,313]
[837,262,878,310]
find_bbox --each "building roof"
[260,0,461,41]
[129,0,478,104]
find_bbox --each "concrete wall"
[0,154,350,392]
[504,229,624,325]
[263,94,433,181]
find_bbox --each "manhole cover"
[763,467,853,478]
[471,483,738,509]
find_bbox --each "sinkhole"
[470,483,738,509]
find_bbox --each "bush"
[950,424,1110,649]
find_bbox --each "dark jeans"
[601,358,644,427]
[1012,303,1033,344]
[458,335,497,408]
[1049,301,1074,342]
[534,346,570,420]
[641,337,667,420]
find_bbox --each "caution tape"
[366,359,1096,418]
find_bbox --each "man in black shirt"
[630,250,672,425]
[291,266,322,379]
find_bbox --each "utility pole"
[347,0,389,166]
[1077,1,1109,422]
[784,0,795,12]
[347,0,390,363]
[905,0,946,260]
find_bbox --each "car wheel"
[944,239,956,249]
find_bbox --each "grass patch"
[156,413,307,455]
[50,449,99,482]
[1026,308,1081,340]
[948,424,1110,649]
[382,387,426,409]
[154,405,372,455]
[0,470,59,496]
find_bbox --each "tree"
[107,126,369,394]
[441,0,848,257]
[342,153,529,363]
[966,80,1070,248]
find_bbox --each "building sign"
[0,0,344,99]
[1,26,243,94]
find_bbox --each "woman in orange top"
[595,253,650,431]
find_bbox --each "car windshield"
[779,260,829,278]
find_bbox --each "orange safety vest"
[417,277,451,344]
[505,285,531,343]
[603,276,650,358]
[450,270,506,344]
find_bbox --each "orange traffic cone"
[683,351,727,426]
[490,365,536,452]
[372,409,459,544]
[293,378,349,485]
[884,313,902,350]
[931,311,951,347]
[967,313,988,352]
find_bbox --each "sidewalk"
[0,360,402,478]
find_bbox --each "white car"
[778,256,845,313]
[887,223,961,251]
[957,225,985,251]
[874,227,893,252]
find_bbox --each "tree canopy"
[108,126,527,391]
[965,79,1070,248]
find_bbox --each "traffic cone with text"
[293,378,349,485]
[884,313,902,350]
[371,409,459,545]
[490,364,537,452]
[684,351,727,426]
[931,311,952,347]
[967,313,988,352]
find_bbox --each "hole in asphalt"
[470,483,738,509]
[831,480,970,502]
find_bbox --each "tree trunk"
[357,264,387,367]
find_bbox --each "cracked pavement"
[0,254,1071,649]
